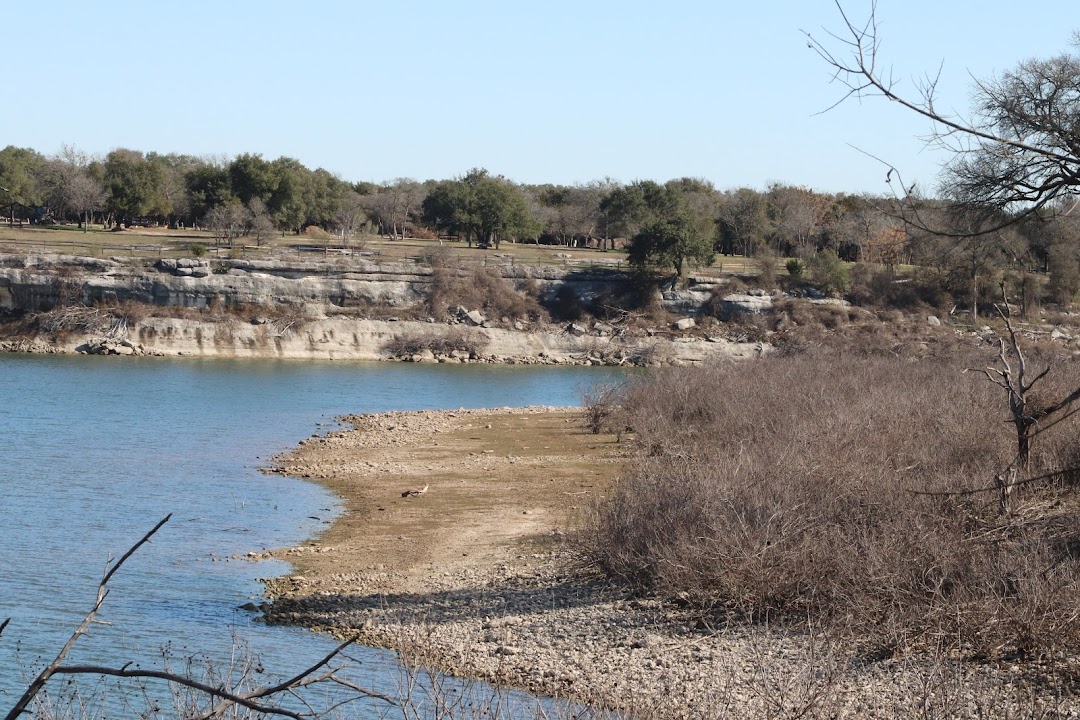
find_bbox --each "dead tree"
[973,289,1080,511]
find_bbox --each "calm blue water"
[0,354,620,714]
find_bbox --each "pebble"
[262,546,1080,719]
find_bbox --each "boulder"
[567,323,589,336]
[720,293,773,315]
[593,322,614,335]
[463,310,485,326]
[927,315,942,327]
[661,289,712,313]
[673,318,696,331]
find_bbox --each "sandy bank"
[261,407,1074,719]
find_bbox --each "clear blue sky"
[5,1,1076,194]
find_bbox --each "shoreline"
[259,407,1077,719]
[0,315,766,366]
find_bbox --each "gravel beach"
[263,407,1080,719]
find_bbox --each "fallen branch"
[911,465,1080,497]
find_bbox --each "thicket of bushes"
[383,327,488,358]
[426,252,544,322]
[587,351,1080,660]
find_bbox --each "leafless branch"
[804,1,1080,236]
[4,514,172,720]
[911,464,1080,497]
[3,516,395,720]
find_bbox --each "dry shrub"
[588,351,1080,659]
[94,299,151,326]
[427,260,544,322]
[580,381,627,435]
[383,327,488,357]
[301,225,332,239]
[26,305,114,338]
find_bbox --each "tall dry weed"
[588,351,1080,659]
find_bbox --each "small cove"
[0,353,623,713]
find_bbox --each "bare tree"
[42,146,108,232]
[246,197,275,246]
[65,172,108,233]
[205,203,248,247]
[363,179,424,240]
[717,188,769,257]
[806,2,1080,234]
[767,184,830,256]
[971,292,1080,512]
[333,190,368,247]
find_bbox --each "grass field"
[0,223,765,275]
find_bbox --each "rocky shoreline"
[261,407,1079,719]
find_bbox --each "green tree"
[599,180,678,240]
[303,168,346,229]
[268,157,311,234]
[103,149,167,226]
[0,146,46,217]
[186,163,236,225]
[148,153,197,227]
[228,153,279,205]
[420,169,538,248]
[628,203,716,279]
[805,248,850,296]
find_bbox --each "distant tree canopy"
[4,137,1080,311]
[0,146,47,206]
[620,180,717,278]
[422,169,540,248]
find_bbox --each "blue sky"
[5,1,1076,194]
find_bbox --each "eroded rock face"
[719,293,773,315]
[0,254,432,312]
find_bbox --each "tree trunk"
[972,267,978,321]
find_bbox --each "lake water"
[0,354,622,715]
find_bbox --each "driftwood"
[401,484,430,498]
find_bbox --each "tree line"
[2,143,1080,301]
[0,143,946,258]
